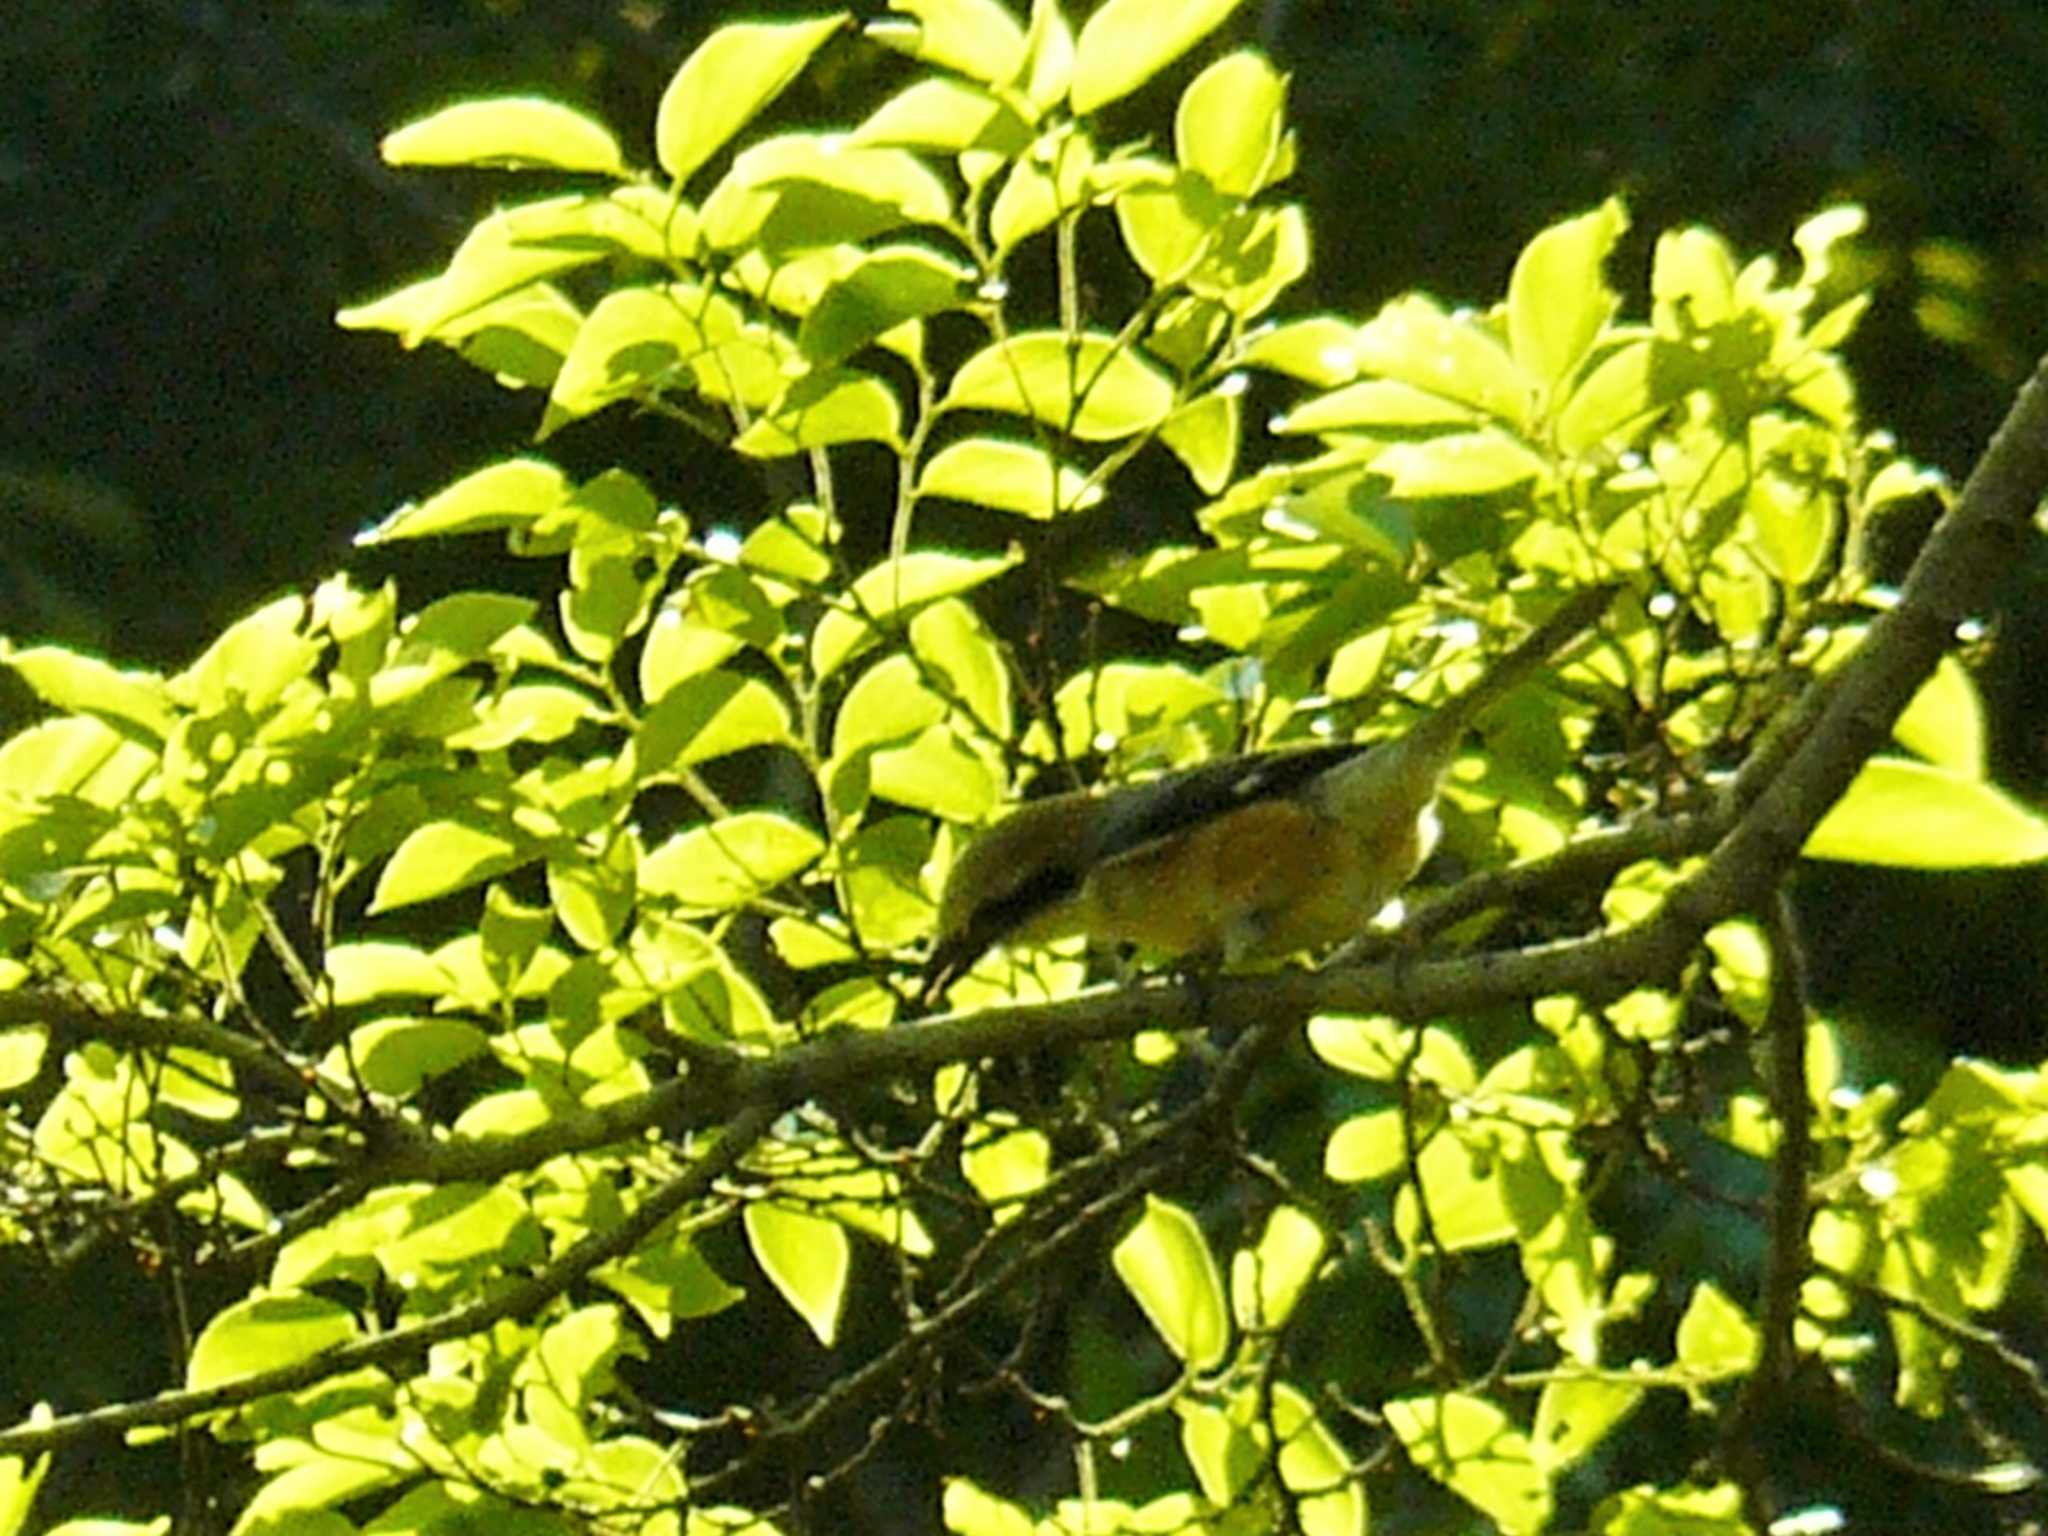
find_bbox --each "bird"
[921,583,1618,1005]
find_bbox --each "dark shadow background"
[6,1,2048,1529]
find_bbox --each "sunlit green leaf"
[852,77,1030,154]
[733,368,904,456]
[655,15,849,187]
[943,331,1174,440]
[1230,1205,1325,1331]
[797,246,971,366]
[1,646,172,742]
[1675,1281,1760,1379]
[187,1291,358,1389]
[867,0,1028,84]
[813,550,1021,680]
[1375,429,1549,497]
[640,812,824,908]
[745,1201,848,1347]
[1507,198,1627,394]
[918,437,1101,518]
[630,672,793,778]
[381,97,626,175]
[1532,1377,1643,1472]
[357,458,570,544]
[1159,387,1239,493]
[1112,1195,1229,1369]
[1071,0,1251,115]
[1176,52,1285,197]
[1386,1391,1552,1536]
[1892,653,1984,778]
[1355,294,1534,428]
[1804,756,2048,867]
[369,819,525,914]
[1274,1384,1368,1536]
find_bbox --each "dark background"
[6,0,2048,1528]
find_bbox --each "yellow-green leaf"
[1375,429,1549,498]
[640,812,824,909]
[744,1201,848,1347]
[1071,0,1251,115]
[1112,1195,1229,1369]
[1230,1205,1325,1332]
[917,437,1101,518]
[733,369,904,457]
[1176,51,1285,197]
[1675,1281,1760,1380]
[187,1291,358,1389]
[943,331,1174,440]
[1507,198,1628,394]
[1804,756,2048,867]
[1386,1392,1552,1536]
[655,15,849,188]
[867,0,1028,84]
[1892,654,1984,778]
[369,820,524,914]
[381,97,626,175]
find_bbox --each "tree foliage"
[4,3,2048,1534]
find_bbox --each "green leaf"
[655,14,849,188]
[912,598,1011,736]
[917,437,1102,518]
[1507,198,1628,395]
[1386,1392,1553,1535]
[0,1447,49,1536]
[1116,169,1226,285]
[1324,1108,1407,1183]
[1071,0,1251,115]
[1276,378,1479,434]
[1230,1205,1325,1331]
[1532,1377,1643,1472]
[733,368,905,457]
[1176,51,1285,197]
[1553,337,1663,454]
[640,812,824,909]
[813,550,1021,680]
[1375,429,1549,498]
[1111,1195,1229,1369]
[797,246,972,367]
[629,672,792,778]
[186,1290,358,1389]
[369,819,524,914]
[0,1030,45,1093]
[171,595,318,714]
[1675,1281,1760,1379]
[699,134,951,253]
[1159,386,1239,493]
[744,1201,849,1347]
[943,331,1174,440]
[398,197,613,344]
[317,1018,487,1100]
[357,458,569,544]
[1893,653,1985,779]
[0,646,172,741]
[1274,1384,1369,1536]
[324,942,455,1004]
[1804,756,2048,867]
[1239,315,1357,385]
[545,284,708,428]
[867,0,1027,83]
[833,656,946,757]
[960,1117,1050,1219]
[852,77,1030,154]
[381,97,626,175]
[1355,294,1533,428]
[1745,465,1833,586]
[369,592,537,708]
[1589,1483,1750,1536]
